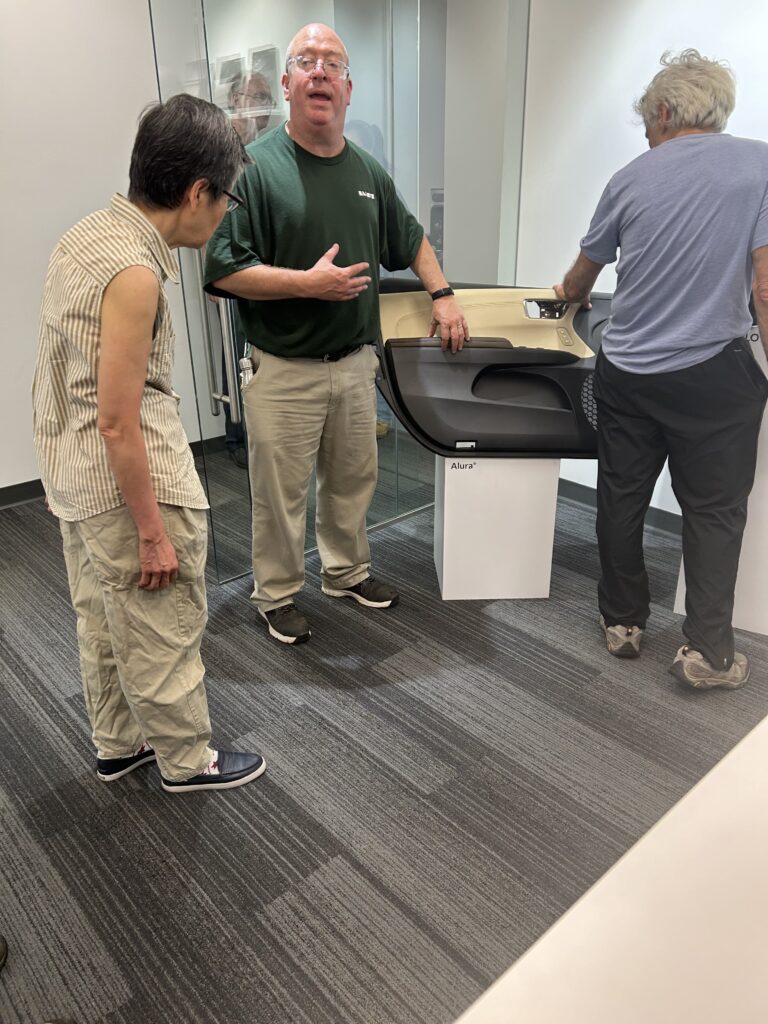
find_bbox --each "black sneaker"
[322,575,399,608]
[96,743,156,782]
[259,603,311,644]
[228,446,248,469]
[161,750,266,794]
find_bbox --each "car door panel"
[378,283,610,458]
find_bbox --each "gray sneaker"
[600,616,643,658]
[322,575,399,608]
[669,646,749,690]
[259,603,311,644]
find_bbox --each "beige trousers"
[244,343,379,611]
[60,503,213,781]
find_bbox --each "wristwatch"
[430,287,454,301]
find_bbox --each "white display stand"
[675,329,768,636]
[434,456,560,600]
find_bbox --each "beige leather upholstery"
[379,287,594,359]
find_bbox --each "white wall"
[1,0,345,492]
[497,0,531,285]
[515,0,768,507]
[0,0,163,489]
[442,0,529,285]
[443,0,510,283]
[0,0,429,494]
[418,0,447,232]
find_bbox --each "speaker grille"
[581,373,598,430]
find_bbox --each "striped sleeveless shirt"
[32,194,208,520]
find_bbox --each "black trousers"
[594,341,767,669]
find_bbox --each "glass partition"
[149,0,438,582]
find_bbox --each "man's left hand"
[428,297,470,353]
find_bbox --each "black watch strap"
[430,287,454,301]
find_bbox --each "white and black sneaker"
[259,603,311,644]
[96,743,156,782]
[322,575,399,608]
[161,749,266,794]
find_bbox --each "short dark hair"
[128,94,246,209]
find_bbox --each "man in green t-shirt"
[205,22,468,645]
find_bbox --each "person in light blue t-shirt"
[554,49,768,690]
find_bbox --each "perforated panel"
[581,373,598,430]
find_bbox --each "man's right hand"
[138,532,179,591]
[305,243,371,301]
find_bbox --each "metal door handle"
[523,299,568,320]
[191,249,220,417]
[217,299,242,426]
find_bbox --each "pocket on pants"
[159,506,208,582]
[242,347,264,395]
[174,579,208,644]
[729,342,768,401]
[745,354,768,400]
[160,507,208,644]
[365,343,379,381]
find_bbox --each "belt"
[314,344,364,362]
[250,344,366,363]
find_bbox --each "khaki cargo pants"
[244,344,379,611]
[60,503,213,781]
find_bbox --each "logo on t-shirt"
[358,190,375,200]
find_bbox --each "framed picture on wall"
[211,53,244,111]
[234,44,282,141]
[247,43,281,101]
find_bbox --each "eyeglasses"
[287,55,350,80]
[232,90,275,107]
[221,188,244,213]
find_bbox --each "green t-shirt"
[203,123,424,358]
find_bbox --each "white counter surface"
[455,714,768,1024]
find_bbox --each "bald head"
[286,23,349,68]
[282,21,352,153]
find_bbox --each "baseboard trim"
[1,470,683,539]
[558,478,682,536]
[190,436,228,458]
[0,478,45,509]
[0,438,228,511]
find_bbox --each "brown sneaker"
[600,616,643,658]
[669,646,749,690]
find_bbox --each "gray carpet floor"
[1,495,767,1024]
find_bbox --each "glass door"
[149,0,438,582]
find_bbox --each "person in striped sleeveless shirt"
[32,95,265,794]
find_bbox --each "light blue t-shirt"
[581,133,768,373]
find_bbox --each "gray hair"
[633,49,736,133]
[128,94,247,210]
